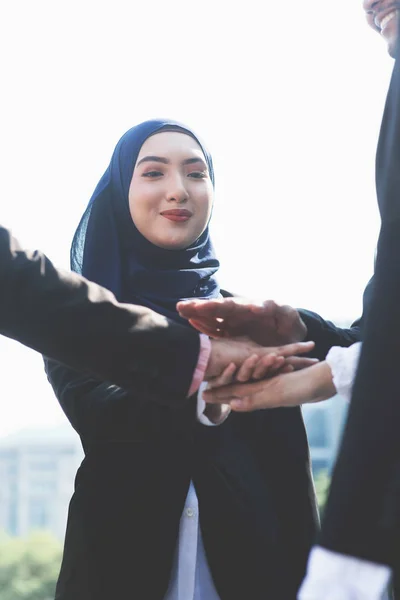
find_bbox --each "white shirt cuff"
[298,546,392,600]
[196,382,231,426]
[326,342,362,402]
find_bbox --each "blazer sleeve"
[297,277,373,360]
[0,226,200,397]
[44,358,196,443]
[318,54,400,566]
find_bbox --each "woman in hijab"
[45,119,318,600]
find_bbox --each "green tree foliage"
[314,469,331,517]
[0,531,62,600]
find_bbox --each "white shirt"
[299,342,392,600]
[298,546,391,600]
[164,383,230,600]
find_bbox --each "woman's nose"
[166,175,188,203]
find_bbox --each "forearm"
[299,309,362,360]
[319,219,400,566]
[285,361,336,405]
[45,359,197,442]
[0,226,200,396]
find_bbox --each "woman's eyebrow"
[182,157,207,169]
[136,155,169,167]
[136,156,207,168]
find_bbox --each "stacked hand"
[203,361,336,412]
[177,297,307,346]
[178,297,328,412]
[205,337,317,384]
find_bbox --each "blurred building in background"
[303,394,348,477]
[0,425,83,539]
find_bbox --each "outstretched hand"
[177,298,307,346]
[205,338,317,384]
[203,361,335,412]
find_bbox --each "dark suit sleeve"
[44,358,196,443]
[318,55,400,566]
[297,278,373,360]
[0,226,200,397]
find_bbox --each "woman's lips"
[160,209,193,222]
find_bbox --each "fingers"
[203,379,264,403]
[204,375,285,412]
[252,355,283,379]
[203,375,283,411]
[275,364,295,374]
[250,299,279,315]
[249,354,286,380]
[178,298,257,320]
[273,340,315,356]
[188,318,225,338]
[234,354,257,382]
[177,299,230,319]
[207,362,237,388]
[285,356,319,371]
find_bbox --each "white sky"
[0,0,393,437]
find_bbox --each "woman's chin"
[153,235,193,251]
[150,229,202,251]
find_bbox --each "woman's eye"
[188,172,206,179]
[142,170,164,178]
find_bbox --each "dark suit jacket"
[45,353,319,600]
[0,225,199,398]
[44,282,373,600]
[318,52,400,567]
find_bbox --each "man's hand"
[177,298,307,346]
[205,338,317,383]
[203,361,335,411]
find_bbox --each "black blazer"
[0,225,199,397]
[45,334,320,600]
[319,53,400,566]
[42,268,374,600]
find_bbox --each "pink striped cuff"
[187,334,211,397]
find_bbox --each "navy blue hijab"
[71,119,220,325]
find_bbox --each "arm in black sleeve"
[298,310,362,360]
[297,277,373,360]
[319,221,400,565]
[319,52,400,566]
[0,226,200,396]
[44,358,196,444]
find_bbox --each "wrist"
[306,361,336,402]
[205,338,222,379]
[188,335,212,396]
[283,361,335,406]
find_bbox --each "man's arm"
[297,276,373,359]
[317,49,400,568]
[0,226,294,398]
[178,279,373,361]
[299,276,373,360]
[0,225,200,396]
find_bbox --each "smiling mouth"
[160,209,193,222]
[375,8,399,32]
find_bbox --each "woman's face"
[129,131,213,250]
